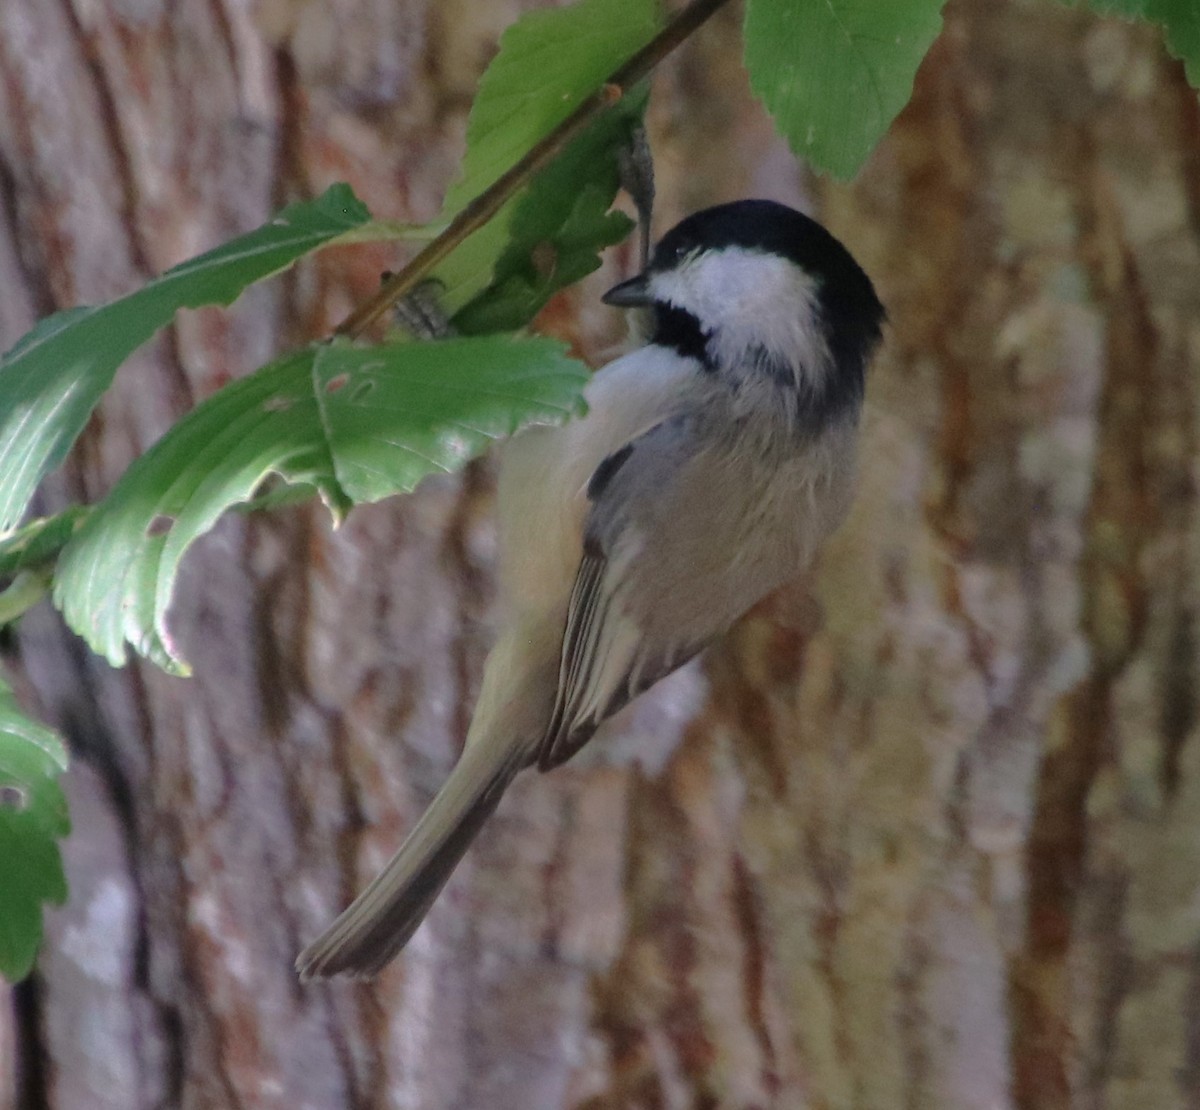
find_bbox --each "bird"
[296,198,885,979]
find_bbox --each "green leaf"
[443,0,659,213]
[454,89,646,334]
[744,0,947,180]
[54,337,589,674]
[0,184,373,535]
[432,0,661,313]
[0,571,52,628]
[0,507,89,580]
[1080,0,1200,84]
[0,677,69,982]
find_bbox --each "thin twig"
[334,0,733,340]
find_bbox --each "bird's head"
[604,199,884,422]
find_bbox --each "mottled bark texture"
[1,0,1198,1107]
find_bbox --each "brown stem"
[333,0,734,340]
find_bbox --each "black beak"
[602,273,652,308]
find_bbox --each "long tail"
[295,733,524,980]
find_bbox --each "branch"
[334,0,734,340]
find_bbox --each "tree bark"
[2,1,1200,1107]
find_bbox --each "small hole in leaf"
[325,373,350,394]
[0,785,28,811]
[146,514,176,537]
[263,395,293,413]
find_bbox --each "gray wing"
[537,420,705,771]
[537,399,855,771]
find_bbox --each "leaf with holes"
[744,0,946,179]
[53,336,588,674]
[0,677,69,982]
[0,184,374,535]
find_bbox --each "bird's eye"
[653,240,692,271]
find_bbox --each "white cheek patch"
[650,248,831,393]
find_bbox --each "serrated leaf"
[432,0,660,313]
[1080,0,1200,84]
[0,677,69,982]
[53,337,589,673]
[744,0,946,180]
[0,184,373,535]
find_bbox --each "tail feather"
[296,738,523,980]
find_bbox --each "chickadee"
[297,199,885,979]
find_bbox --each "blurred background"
[2,0,1199,1106]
